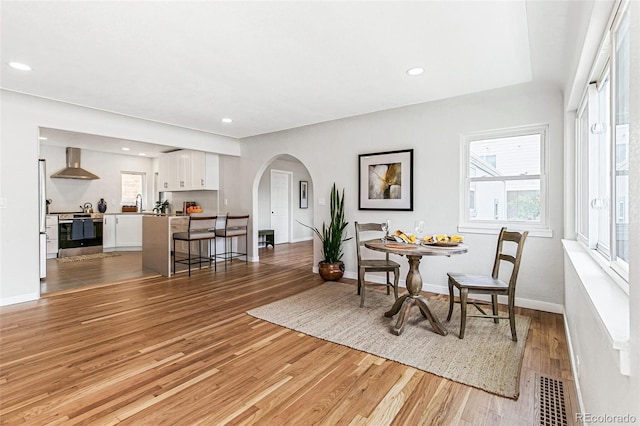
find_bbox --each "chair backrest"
[491,227,528,291]
[225,214,249,232]
[354,222,387,262]
[188,215,217,233]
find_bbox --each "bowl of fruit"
[422,233,464,247]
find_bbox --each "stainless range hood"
[50,147,100,180]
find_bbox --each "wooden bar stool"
[173,215,217,276]
[215,214,249,269]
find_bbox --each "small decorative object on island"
[299,183,351,281]
[97,198,107,213]
[153,200,170,214]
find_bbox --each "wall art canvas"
[299,180,308,209]
[358,149,413,210]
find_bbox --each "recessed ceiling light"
[38,136,48,140]
[138,153,146,156]
[9,62,32,71]
[121,147,130,151]
[221,118,233,124]
[406,67,424,76]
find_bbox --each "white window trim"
[458,124,552,238]
[573,0,630,288]
[120,171,146,206]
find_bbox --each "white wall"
[234,81,565,311]
[0,90,240,305]
[257,158,313,242]
[40,145,155,213]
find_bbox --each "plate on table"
[385,243,415,249]
[423,241,461,247]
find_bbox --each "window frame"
[574,0,630,290]
[459,124,551,237]
[120,171,146,207]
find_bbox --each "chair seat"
[447,273,509,291]
[174,231,216,241]
[216,228,247,237]
[359,259,400,270]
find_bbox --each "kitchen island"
[141,215,189,276]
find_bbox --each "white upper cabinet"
[158,150,218,192]
[190,151,219,190]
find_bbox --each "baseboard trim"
[563,307,586,416]
[341,272,562,314]
[1,292,39,306]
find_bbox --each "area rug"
[56,253,122,263]
[247,282,530,399]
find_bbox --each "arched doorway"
[251,154,314,262]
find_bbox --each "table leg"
[384,254,448,336]
[415,296,448,336]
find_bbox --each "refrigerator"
[39,159,47,279]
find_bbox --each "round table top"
[364,239,468,257]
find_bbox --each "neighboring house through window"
[460,124,550,237]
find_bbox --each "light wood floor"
[3,242,577,425]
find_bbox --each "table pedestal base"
[384,294,448,336]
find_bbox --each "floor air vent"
[536,374,568,426]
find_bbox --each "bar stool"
[215,214,249,269]
[173,215,217,276]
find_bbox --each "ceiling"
[2,1,593,150]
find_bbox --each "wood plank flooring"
[2,242,577,425]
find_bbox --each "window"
[460,124,550,236]
[576,3,629,285]
[121,172,145,206]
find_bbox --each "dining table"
[364,239,468,336]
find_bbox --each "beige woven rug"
[247,282,530,399]
[56,253,122,263]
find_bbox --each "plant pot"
[318,261,345,281]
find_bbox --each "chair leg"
[446,278,455,321]
[357,269,361,295]
[212,238,216,271]
[459,288,468,339]
[172,239,176,274]
[187,239,192,276]
[359,268,366,308]
[509,294,517,342]
[393,268,399,300]
[386,271,390,295]
[492,294,499,324]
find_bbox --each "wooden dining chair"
[354,222,400,308]
[446,227,528,341]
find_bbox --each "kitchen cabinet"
[190,151,219,190]
[158,150,219,192]
[115,215,143,248]
[103,215,116,250]
[45,215,58,258]
[103,214,143,251]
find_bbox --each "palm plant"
[300,183,351,264]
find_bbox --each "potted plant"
[153,200,170,214]
[300,183,351,281]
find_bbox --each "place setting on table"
[364,220,469,336]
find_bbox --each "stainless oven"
[57,213,104,257]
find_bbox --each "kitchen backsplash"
[164,190,220,215]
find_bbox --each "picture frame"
[358,149,413,211]
[299,180,309,209]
